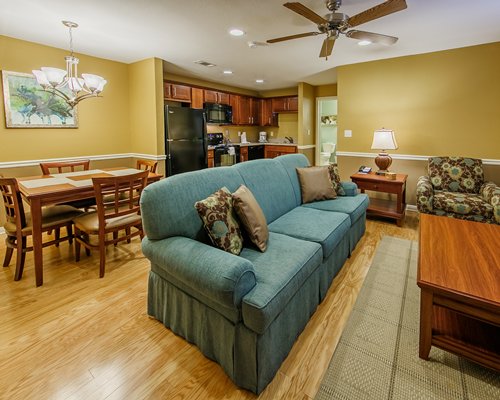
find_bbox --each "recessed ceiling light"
[255,79,264,83]
[358,40,372,46]
[229,28,245,37]
[223,70,233,75]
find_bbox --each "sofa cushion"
[234,159,297,224]
[302,193,369,225]
[274,153,310,206]
[268,207,350,259]
[433,191,493,217]
[327,164,346,196]
[296,166,337,204]
[195,187,243,255]
[428,157,484,194]
[141,167,244,241]
[240,232,322,334]
[233,185,269,252]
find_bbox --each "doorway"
[315,96,338,166]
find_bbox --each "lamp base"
[374,152,393,174]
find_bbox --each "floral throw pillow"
[327,164,346,196]
[195,187,243,255]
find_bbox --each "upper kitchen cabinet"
[191,88,204,109]
[272,96,298,113]
[230,95,259,125]
[164,82,192,102]
[259,98,278,126]
[204,90,231,105]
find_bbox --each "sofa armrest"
[142,236,256,308]
[416,176,434,213]
[340,181,358,196]
[481,181,500,223]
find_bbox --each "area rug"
[315,236,500,400]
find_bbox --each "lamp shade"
[371,129,398,151]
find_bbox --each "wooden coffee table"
[417,214,500,371]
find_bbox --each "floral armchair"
[416,157,500,224]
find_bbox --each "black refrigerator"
[164,106,207,176]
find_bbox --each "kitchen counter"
[207,142,297,150]
[231,142,297,147]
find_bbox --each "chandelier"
[32,21,107,109]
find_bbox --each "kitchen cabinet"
[204,90,230,105]
[164,82,191,102]
[259,98,278,126]
[264,145,297,159]
[249,98,259,126]
[208,149,214,168]
[230,95,259,125]
[191,88,204,109]
[271,96,298,112]
[239,147,248,162]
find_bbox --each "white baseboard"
[0,153,166,169]
[406,204,418,213]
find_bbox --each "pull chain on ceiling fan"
[267,0,408,60]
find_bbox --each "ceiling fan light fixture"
[229,28,245,37]
[358,40,372,46]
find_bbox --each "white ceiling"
[1,0,500,91]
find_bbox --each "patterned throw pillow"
[327,164,346,196]
[195,187,243,255]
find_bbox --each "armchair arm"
[340,181,359,196]
[142,236,256,309]
[481,181,500,223]
[416,176,434,213]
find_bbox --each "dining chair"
[0,176,83,281]
[136,159,158,173]
[73,170,149,278]
[39,159,91,175]
[39,159,95,210]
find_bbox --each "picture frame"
[321,115,337,125]
[2,70,78,128]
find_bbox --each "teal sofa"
[140,154,369,394]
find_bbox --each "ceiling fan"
[267,0,407,59]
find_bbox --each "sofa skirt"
[148,262,322,394]
[349,212,366,254]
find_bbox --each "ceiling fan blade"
[319,37,335,59]
[267,32,319,44]
[284,2,328,25]
[347,0,407,28]
[346,30,398,45]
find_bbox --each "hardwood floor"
[0,214,419,399]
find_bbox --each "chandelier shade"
[32,21,107,108]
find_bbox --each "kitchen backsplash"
[206,113,298,144]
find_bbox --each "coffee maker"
[259,131,267,143]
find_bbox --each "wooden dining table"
[17,167,162,286]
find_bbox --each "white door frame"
[315,96,338,166]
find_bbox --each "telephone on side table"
[358,166,372,174]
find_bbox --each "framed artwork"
[321,115,337,125]
[2,70,78,128]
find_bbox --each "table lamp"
[371,128,398,175]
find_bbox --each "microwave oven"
[204,103,232,124]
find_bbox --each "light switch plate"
[344,130,352,137]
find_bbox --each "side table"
[350,171,408,226]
